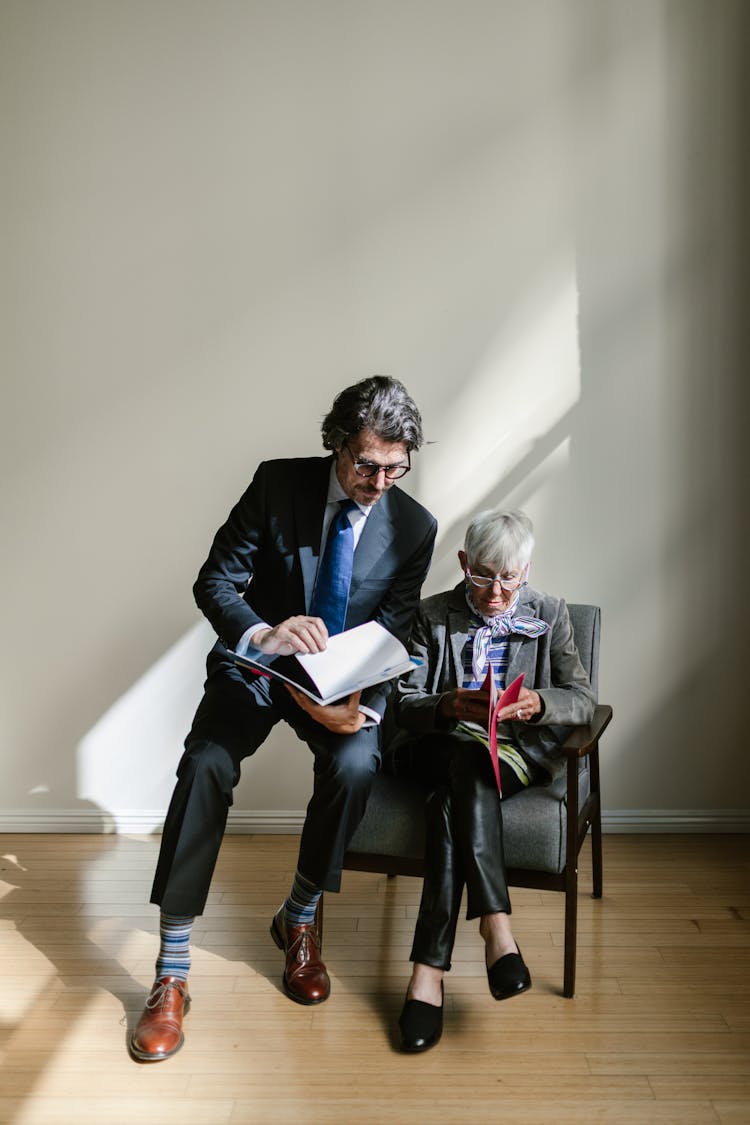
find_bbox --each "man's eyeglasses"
[343,444,411,480]
[465,567,527,593]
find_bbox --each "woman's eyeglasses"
[465,568,526,593]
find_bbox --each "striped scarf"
[466,588,550,682]
[458,593,550,792]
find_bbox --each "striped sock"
[283,869,322,927]
[155,912,194,982]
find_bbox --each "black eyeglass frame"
[342,443,411,480]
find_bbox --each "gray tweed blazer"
[390,581,596,779]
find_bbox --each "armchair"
[340,602,612,998]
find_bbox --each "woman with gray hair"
[389,509,595,1052]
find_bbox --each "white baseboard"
[0,808,748,834]
[0,809,307,834]
[601,809,750,833]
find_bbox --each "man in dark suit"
[130,376,437,1061]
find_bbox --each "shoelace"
[289,926,319,964]
[146,980,186,1011]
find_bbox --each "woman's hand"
[496,687,542,724]
[285,685,366,734]
[438,688,491,725]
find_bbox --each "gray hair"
[321,375,425,452]
[464,509,535,571]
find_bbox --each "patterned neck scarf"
[465,587,550,682]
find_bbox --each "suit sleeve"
[371,515,437,646]
[391,605,450,733]
[192,462,270,650]
[534,599,596,725]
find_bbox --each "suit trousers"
[391,731,526,971]
[150,663,381,916]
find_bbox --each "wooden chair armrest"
[558,704,613,758]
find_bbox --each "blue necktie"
[310,500,357,635]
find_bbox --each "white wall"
[1,0,747,832]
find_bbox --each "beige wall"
[1,0,747,832]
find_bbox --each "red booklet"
[481,665,525,796]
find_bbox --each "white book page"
[295,621,412,699]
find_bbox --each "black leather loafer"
[487,946,531,1001]
[398,983,444,1053]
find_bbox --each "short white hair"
[464,509,535,572]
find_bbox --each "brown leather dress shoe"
[129,976,191,1061]
[270,907,330,1005]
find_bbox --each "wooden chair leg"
[563,862,578,998]
[589,745,603,900]
[563,754,579,998]
[315,894,325,946]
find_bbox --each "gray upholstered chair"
[339,602,612,998]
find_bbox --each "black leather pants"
[394,731,526,971]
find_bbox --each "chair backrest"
[566,603,600,699]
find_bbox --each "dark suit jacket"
[390,581,595,778]
[193,455,438,718]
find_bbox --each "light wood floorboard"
[0,832,748,1124]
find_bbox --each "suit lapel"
[348,490,396,592]
[293,458,333,611]
[505,634,529,683]
[504,589,542,683]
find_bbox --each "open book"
[482,665,525,796]
[229,620,420,705]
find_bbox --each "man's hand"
[286,686,366,734]
[253,616,329,656]
[438,687,491,725]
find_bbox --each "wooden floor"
[0,833,748,1125]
